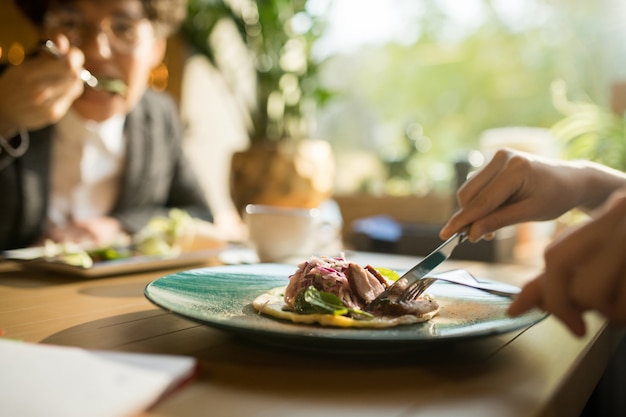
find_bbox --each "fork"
[41,40,128,95]
[366,229,469,311]
[396,269,520,302]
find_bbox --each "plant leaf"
[294,287,373,319]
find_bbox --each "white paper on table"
[0,339,197,417]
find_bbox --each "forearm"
[441,150,626,240]
[573,160,626,212]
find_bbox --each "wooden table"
[0,251,622,417]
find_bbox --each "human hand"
[440,149,585,242]
[0,35,85,136]
[508,188,626,336]
[45,216,125,248]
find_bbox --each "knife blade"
[370,229,468,304]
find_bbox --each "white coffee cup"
[244,204,339,263]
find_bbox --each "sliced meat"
[346,263,387,305]
[367,296,439,318]
[365,265,389,288]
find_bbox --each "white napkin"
[0,339,197,417]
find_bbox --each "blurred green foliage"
[315,0,609,194]
[551,81,626,171]
[183,0,614,193]
[183,0,328,142]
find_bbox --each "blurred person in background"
[0,0,212,251]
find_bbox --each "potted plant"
[183,0,334,213]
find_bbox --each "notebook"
[0,339,197,417]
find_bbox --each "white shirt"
[47,110,126,227]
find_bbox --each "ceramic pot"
[230,139,334,213]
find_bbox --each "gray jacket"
[0,89,212,250]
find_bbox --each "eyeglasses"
[43,10,153,54]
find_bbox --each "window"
[308,0,618,194]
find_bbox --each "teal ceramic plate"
[144,264,547,353]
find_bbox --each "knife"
[369,229,468,304]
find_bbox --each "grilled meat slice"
[346,263,387,305]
